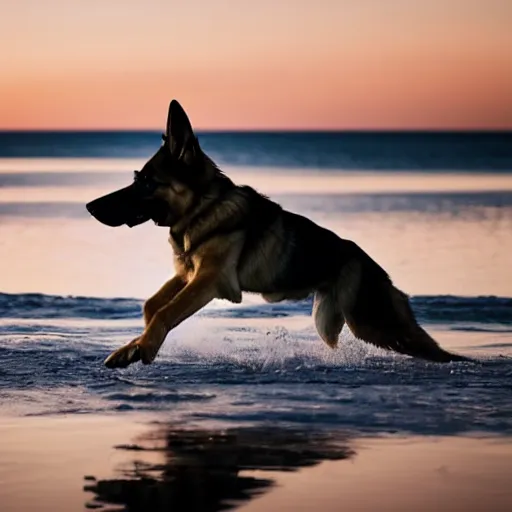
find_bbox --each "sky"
[0,0,511,130]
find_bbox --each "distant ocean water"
[0,130,511,434]
[1,130,511,170]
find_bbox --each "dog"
[86,100,469,368]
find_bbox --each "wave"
[0,293,142,320]
[0,292,511,325]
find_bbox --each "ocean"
[0,130,511,428]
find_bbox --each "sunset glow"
[1,0,511,130]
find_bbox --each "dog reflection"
[85,425,354,511]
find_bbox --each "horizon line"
[0,128,511,134]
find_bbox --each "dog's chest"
[168,231,195,272]
[168,228,183,253]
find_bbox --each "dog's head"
[86,100,218,228]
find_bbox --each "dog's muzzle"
[86,172,167,228]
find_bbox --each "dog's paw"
[104,340,143,369]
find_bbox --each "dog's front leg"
[142,274,187,325]
[103,275,187,367]
[138,274,217,363]
[104,273,217,368]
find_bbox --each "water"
[0,131,511,435]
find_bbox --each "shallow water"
[0,295,511,434]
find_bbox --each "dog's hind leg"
[313,288,345,349]
[335,244,471,363]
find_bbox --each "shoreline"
[1,413,511,512]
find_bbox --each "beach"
[0,131,511,511]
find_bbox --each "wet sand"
[0,413,511,512]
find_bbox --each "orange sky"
[1,0,511,130]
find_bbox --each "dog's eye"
[133,171,161,193]
[134,170,151,183]
[134,171,152,179]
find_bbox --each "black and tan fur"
[86,100,469,368]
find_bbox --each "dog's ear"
[165,100,199,164]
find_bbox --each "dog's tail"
[332,240,471,363]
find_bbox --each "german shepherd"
[86,100,469,368]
